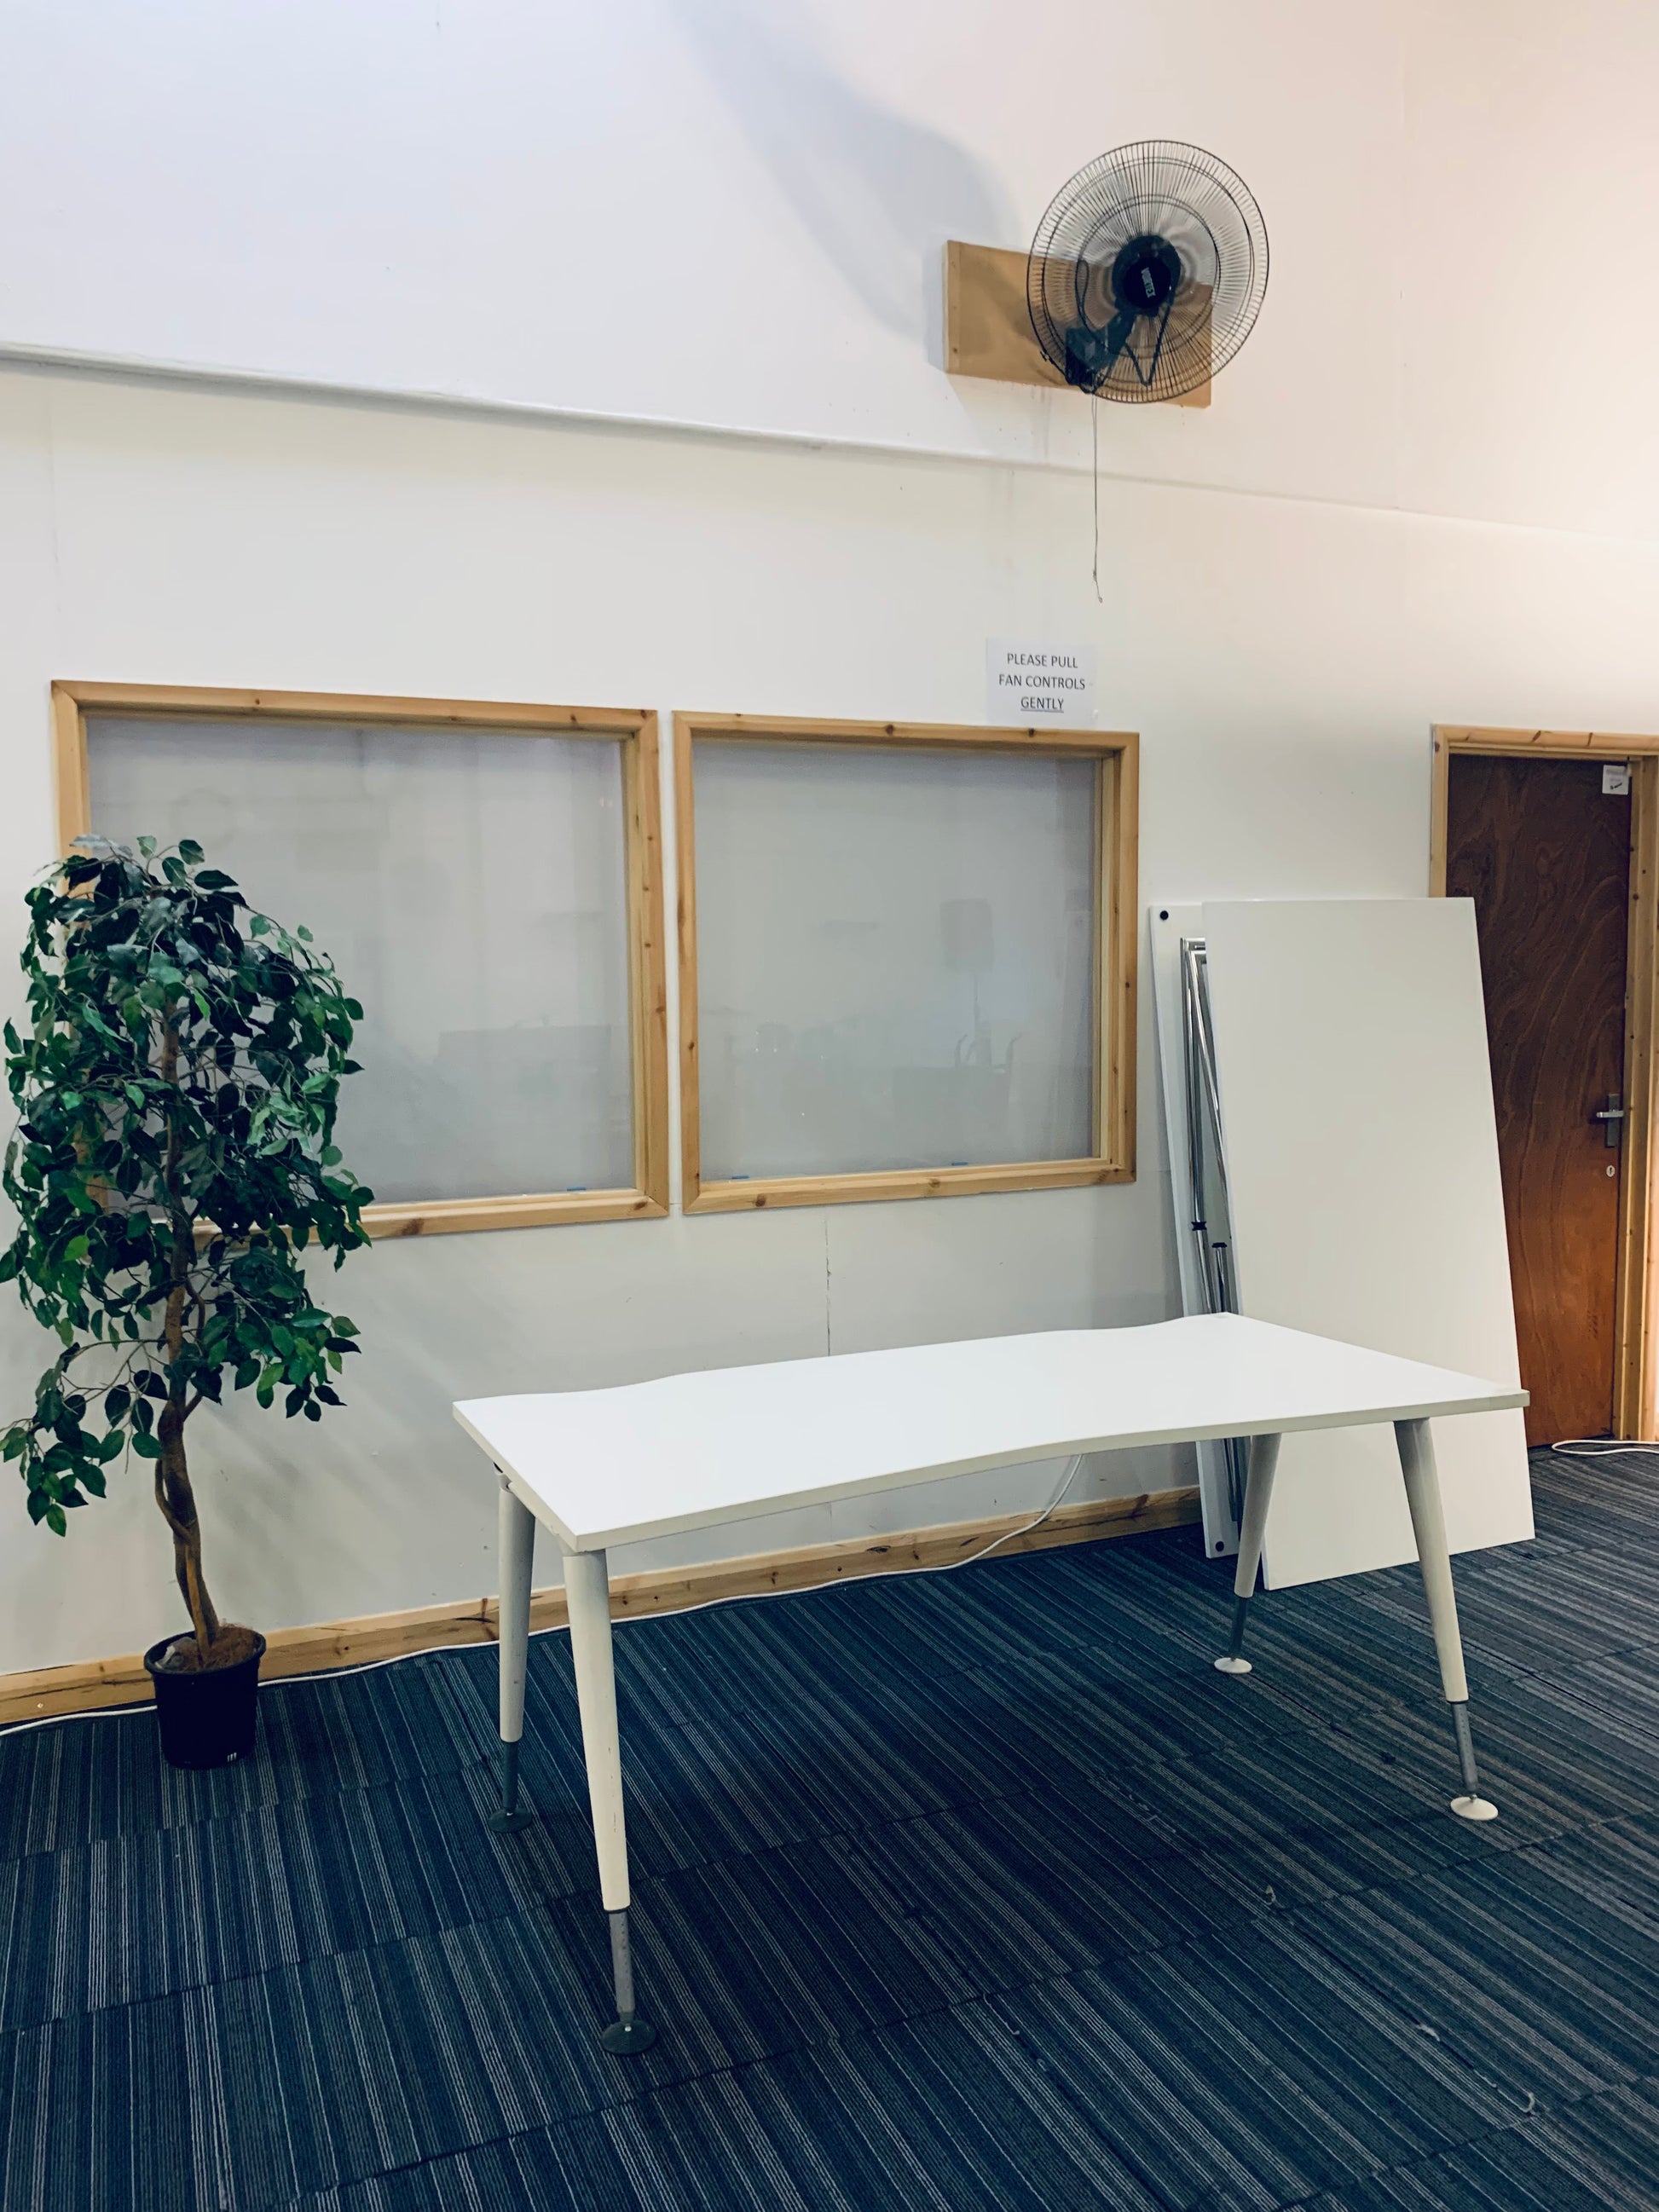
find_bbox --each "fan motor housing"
[1106,234,1183,319]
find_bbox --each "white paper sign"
[1604,763,1632,795]
[986,638,1096,726]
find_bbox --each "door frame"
[1431,725,1659,1441]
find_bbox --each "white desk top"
[454,1314,1526,1554]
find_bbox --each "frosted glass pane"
[694,742,1097,1179]
[87,716,633,1204]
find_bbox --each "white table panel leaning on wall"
[455,1313,1525,2053]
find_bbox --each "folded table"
[454,1311,1526,2054]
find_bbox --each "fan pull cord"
[1091,395,1103,604]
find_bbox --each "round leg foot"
[1450,1794,1499,1823]
[1213,1655,1252,1676]
[486,1806,535,1834]
[598,2016,657,2055]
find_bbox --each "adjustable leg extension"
[599,1907,656,2055]
[1217,1594,1252,1674]
[1448,1699,1495,1823]
[488,1739,535,1835]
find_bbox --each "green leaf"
[4,831,367,1546]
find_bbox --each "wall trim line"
[15,343,1652,542]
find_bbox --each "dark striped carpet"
[5,1448,1659,2211]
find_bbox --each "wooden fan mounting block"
[944,240,1211,407]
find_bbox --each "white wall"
[5,0,1659,536]
[3,365,1657,1673]
[2,0,1659,1672]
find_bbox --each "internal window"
[676,715,1137,1210]
[58,685,668,1234]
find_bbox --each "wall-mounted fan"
[1027,141,1268,404]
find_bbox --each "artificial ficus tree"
[1,838,372,1667]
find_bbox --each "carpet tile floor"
[3,1447,1659,2209]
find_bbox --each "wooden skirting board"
[0,1486,1199,1727]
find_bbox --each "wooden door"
[1447,755,1631,1442]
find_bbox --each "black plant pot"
[143,1631,266,1769]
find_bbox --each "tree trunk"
[155,1399,222,1657]
[153,1013,222,1658]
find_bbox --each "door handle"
[1593,1094,1624,1147]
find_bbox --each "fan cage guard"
[1027,140,1269,404]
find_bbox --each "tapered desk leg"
[564,1546,657,2055]
[488,1476,537,1834]
[1396,1419,1498,1823]
[1215,1432,1281,1675]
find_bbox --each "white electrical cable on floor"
[1550,1437,1659,1456]
[0,1458,1092,1737]
[925,1453,1086,1577]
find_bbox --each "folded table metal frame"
[454,1312,1526,2055]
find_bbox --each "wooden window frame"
[51,681,671,1239]
[1431,724,1659,1438]
[674,711,1139,1214]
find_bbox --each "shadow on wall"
[674,0,1014,349]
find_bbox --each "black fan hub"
[1107,234,1182,320]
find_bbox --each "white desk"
[454,1313,1526,2055]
